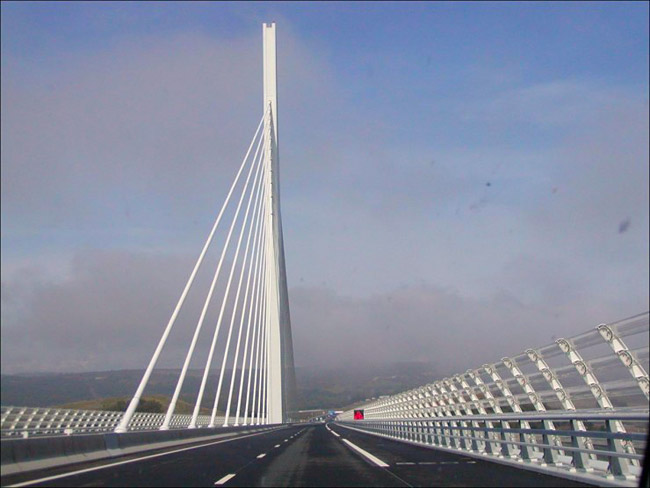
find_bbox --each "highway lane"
[2,426,301,487]
[230,424,590,487]
[329,423,591,487]
[2,423,592,487]
[228,423,405,487]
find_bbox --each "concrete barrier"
[1,424,286,477]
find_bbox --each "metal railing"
[337,312,649,486]
[0,406,225,438]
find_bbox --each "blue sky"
[1,2,648,373]
[4,3,648,87]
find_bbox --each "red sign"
[353,409,364,420]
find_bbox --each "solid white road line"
[256,453,266,459]
[214,473,236,485]
[342,439,389,468]
[6,428,284,488]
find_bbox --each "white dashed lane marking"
[341,439,389,468]
[392,460,478,466]
[327,427,341,437]
[326,425,341,437]
[274,444,280,448]
[257,453,267,459]
[214,473,236,485]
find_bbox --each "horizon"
[1,359,440,376]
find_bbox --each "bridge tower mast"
[115,23,295,433]
[263,22,296,424]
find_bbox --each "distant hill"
[1,362,440,412]
[0,369,239,412]
[55,394,211,415]
[294,362,441,410]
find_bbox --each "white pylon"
[262,22,284,425]
[115,23,295,434]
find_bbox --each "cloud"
[1,28,337,234]
[2,249,643,375]
[290,283,645,373]
[0,248,263,373]
[458,79,644,128]
[1,24,648,378]
[523,93,649,302]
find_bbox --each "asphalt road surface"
[3,423,592,487]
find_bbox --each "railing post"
[498,420,515,458]
[541,420,561,465]
[518,419,533,461]
[439,420,448,447]
[606,419,631,478]
[570,419,591,471]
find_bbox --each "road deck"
[2,423,592,487]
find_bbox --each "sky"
[1,2,648,375]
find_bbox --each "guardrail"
[338,409,646,486]
[1,406,225,438]
[337,312,649,486]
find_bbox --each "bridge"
[1,23,648,488]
